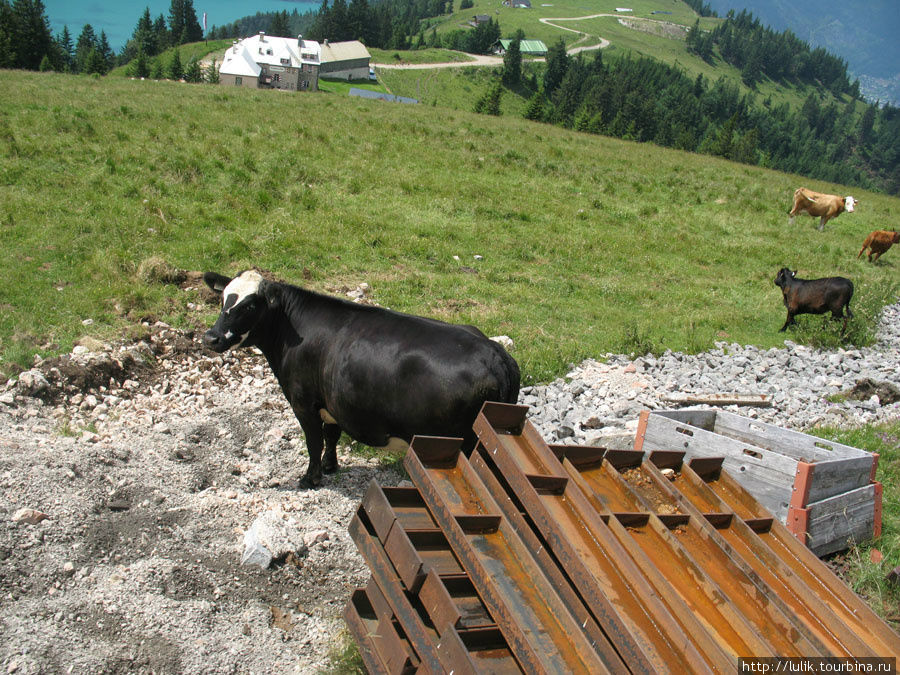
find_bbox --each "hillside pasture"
[0,70,898,384]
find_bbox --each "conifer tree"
[183,57,202,82]
[132,8,157,57]
[542,38,569,96]
[131,49,150,78]
[98,30,113,71]
[56,25,72,70]
[501,30,523,87]
[12,0,53,69]
[74,24,97,73]
[205,58,219,84]
[269,10,290,37]
[0,2,14,68]
[153,14,169,51]
[524,89,546,121]
[168,48,183,80]
[84,47,106,74]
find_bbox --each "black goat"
[774,268,854,335]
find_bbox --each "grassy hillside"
[375,1,853,124]
[1,70,898,385]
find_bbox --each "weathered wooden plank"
[651,409,718,431]
[710,410,867,462]
[804,456,875,504]
[807,484,876,557]
[660,393,772,407]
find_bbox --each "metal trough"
[345,401,900,673]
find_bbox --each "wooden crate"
[634,409,881,556]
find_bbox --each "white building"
[219,32,320,91]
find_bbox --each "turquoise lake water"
[43,1,319,52]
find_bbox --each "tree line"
[0,0,205,74]
[686,9,857,96]
[511,42,900,195]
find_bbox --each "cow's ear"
[260,280,281,310]
[204,272,232,293]
[791,269,797,277]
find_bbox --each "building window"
[272,73,280,82]
[235,76,242,86]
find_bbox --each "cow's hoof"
[298,474,323,489]
[323,457,338,474]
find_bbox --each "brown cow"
[788,187,857,231]
[857,229,900,263]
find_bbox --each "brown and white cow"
[857,230,900,263]
[788,187,857,231]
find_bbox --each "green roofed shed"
[496,39,548,56]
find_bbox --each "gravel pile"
[2,299,899,673]
[525,301,900,446]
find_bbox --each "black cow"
[202,270,521,488]
[773,268,854,335]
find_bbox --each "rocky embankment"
[2,300,900,673]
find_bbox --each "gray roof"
[349,88,418,104]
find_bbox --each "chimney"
[297,34,303,47]
[259,31,265,42]
[323,38,328,46]
[232,40,238,53]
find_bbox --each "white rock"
[12,508,49,525]
[16,370,49,396]
[491,335,514,351]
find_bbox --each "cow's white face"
[203,270,267,352]
[222,271,263,314]
[845,196,855,213]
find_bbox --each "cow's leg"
[779,312,794,332]
[322,423,341,474]
[872,251,881,263]
[817,217,825,231]
[295,409,325,489]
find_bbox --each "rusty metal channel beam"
[359,482,523,674]
[464,449,630,672]
[345,582,421,674]
[404,435,614,675]
[473,403,728,673]
[349,509,472,674]
[557,446,823,657]
[625,450,878,657]
[682,456,900,657]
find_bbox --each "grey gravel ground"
[2,298,899,674]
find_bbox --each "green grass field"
[812,423,900,625]
[1,70,898,385]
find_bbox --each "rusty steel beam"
[635,452,878,658]
[404,435,614,674]
[359,481,524,673]
[560,443,824,656]
[474,402,775,671]
[466,450,629,673]
[349,510,473,674]
[680,456,900,657]
[344,586,412,675]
